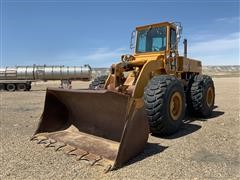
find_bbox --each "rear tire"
[6,83,16,91]
[17,83,27,91]
[189,75,215,117]
[144,75,186,136]
[0,83,5,91]
[89,75,108,90]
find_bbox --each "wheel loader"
[31,22,215,172]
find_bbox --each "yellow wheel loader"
[32,22,215,172]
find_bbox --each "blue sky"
[0,0,239,67]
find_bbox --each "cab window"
[136,26,166,53]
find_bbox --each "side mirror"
[130,30,136,50]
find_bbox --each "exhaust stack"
[183,39,187,58]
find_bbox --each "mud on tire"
[188,75,215,117]
[89,75,108,90]
[144,75,186,136]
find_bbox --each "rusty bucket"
[31,88,149,172]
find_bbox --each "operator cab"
[134,22,180,54]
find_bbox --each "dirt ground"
[0,77,239,179]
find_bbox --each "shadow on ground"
[186,106,225,123]
[122,106,225,168]
[152,106,225,139]
[157,123,202,139]
[125,143,168,168]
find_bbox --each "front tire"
[144,75,186,136]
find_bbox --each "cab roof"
[136,22,175,31]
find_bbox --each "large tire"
[6,83,16,91]
[17,83,27,91]
[89,75,108,90]
[0,83,5,91]
[189,75,215,117]
[144,75,186,135]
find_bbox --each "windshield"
[136,26,167,53]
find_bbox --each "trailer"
[0,65,91,91]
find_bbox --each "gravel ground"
[0,77,239,179]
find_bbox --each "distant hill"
[92,65,240,78]
[203,65,240,77]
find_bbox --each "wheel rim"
[206,86,214,107]
[170,91,183,120]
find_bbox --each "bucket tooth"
[80,153,103,166]
[62,144,77,155]
[68,148,86,156]
[76,152,89,161]
[90,156,102,166]
[37,137,48,144]
[104,165,112,173]
[45,139,57,148]
[97,159,113,167]
[54,142,66,151]
[30,136,37,141]
[30,135,47,143]
[79,153,93,162]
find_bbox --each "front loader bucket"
[32,88,148,172]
